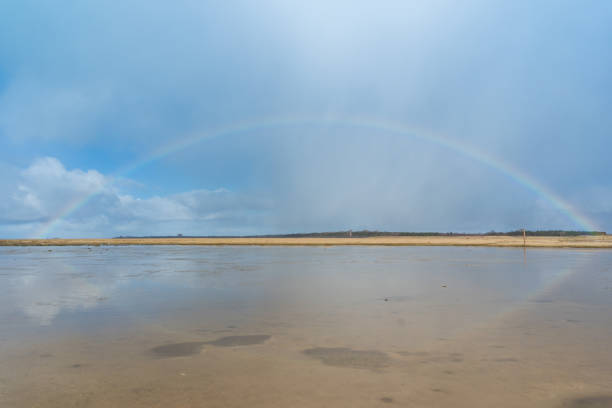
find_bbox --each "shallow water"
[1,245,611,407]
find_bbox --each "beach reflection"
[0,246,611,407]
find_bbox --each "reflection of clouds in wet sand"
[0,247,611,408]
[3,246,276,329]
[13,261,115,326]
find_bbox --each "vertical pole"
[522,228,526,247]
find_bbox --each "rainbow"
[33,116,599,238]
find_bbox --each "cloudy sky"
[1,0,611,238]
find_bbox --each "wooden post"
[522,229,526,247]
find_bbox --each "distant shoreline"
[1,235,611,248]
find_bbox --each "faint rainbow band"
[33,116,599,238]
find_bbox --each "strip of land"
[1,235,611,248]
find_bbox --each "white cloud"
[0,155,609,237]
[4,157,114,225]
[0,157,271,238]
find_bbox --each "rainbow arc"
[33,116,598,238]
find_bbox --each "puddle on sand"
[562,396,612,408]
[303,347,392,370]
[150,335,270,357]
[492,358,519,362]
[397,351,463,364]
[150,342,206,358]
[206,335,270,347]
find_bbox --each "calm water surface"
[1,246,611,407]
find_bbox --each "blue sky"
[1,0,611,238]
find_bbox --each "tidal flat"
[1,245,612,407]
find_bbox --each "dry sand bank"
[1,235,611,248]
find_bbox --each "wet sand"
[1,245,612,407]
[1,234,611,248]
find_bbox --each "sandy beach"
[1,235,610,248]
[2,245,612,408]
